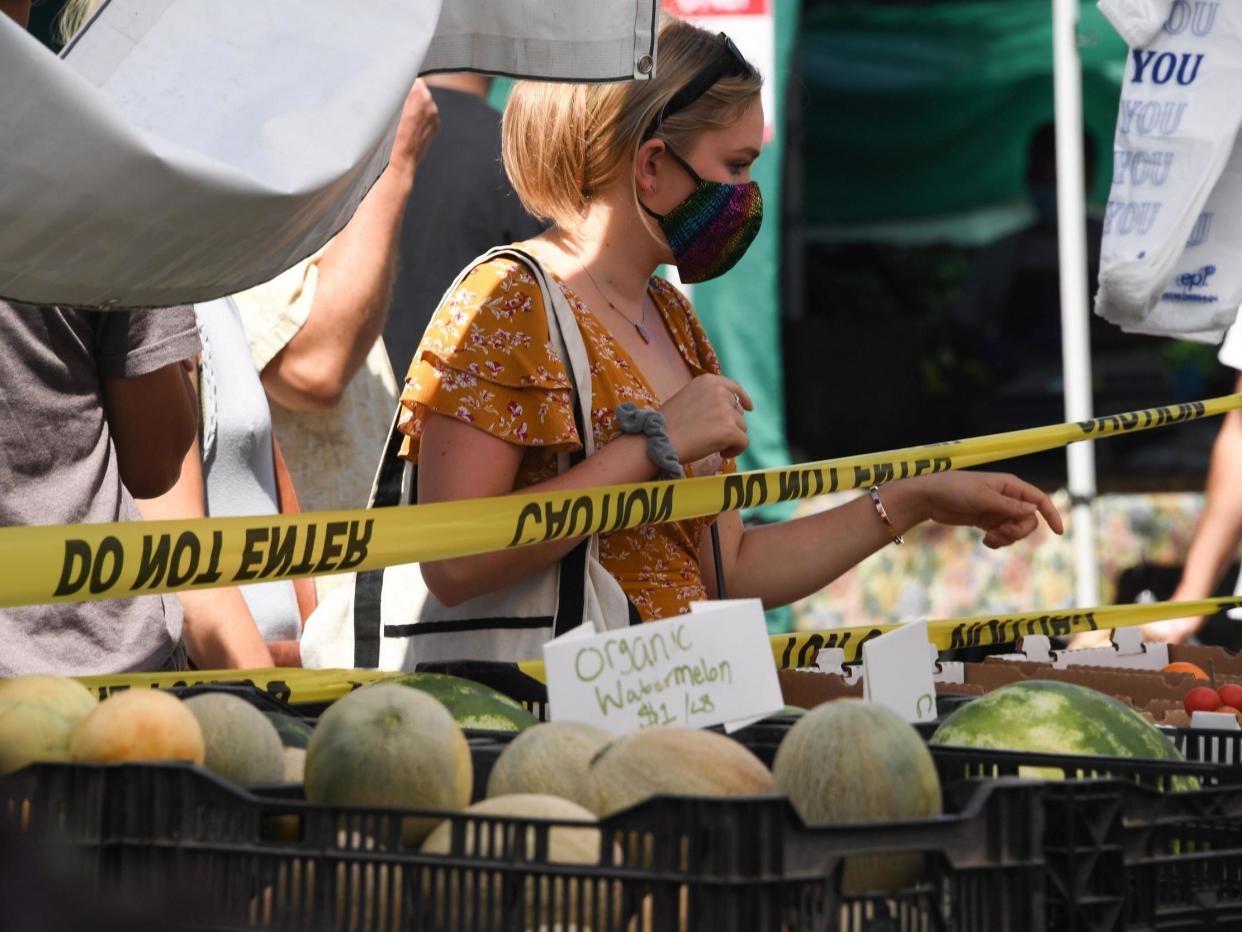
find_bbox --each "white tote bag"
[300,246,635,671]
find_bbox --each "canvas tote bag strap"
[500,246,598,638]
[351,246,596,666]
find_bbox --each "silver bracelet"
[868,485,903,545]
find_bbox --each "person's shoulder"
[428,253,551,346]
[457,254,545,303]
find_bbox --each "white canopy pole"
[1053,0,1100,606]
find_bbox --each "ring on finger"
[733,393,742,410]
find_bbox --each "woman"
[400,18,1063,623]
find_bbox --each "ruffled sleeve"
[397,258,581,462]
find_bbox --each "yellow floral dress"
[397,255,735,621]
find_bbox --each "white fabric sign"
[0,0,657,309]
[425,0,659,82]
[1095,0,1242,343]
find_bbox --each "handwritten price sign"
[543,600,783,734]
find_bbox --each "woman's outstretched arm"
[701,472,1063,608]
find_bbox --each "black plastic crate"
[1,760,1047,932]
[462,688,1242,929]
[1168,726,1242,768]
[1112,779,1242,930]
[929,742,1242,931]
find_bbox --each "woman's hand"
[910,472,1064,548]
[660,374,753,463]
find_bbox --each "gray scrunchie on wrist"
[615,402,684,479]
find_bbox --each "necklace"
[580,261,651,344]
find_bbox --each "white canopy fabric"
[0,0,657,309]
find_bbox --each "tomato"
[1184,686,1222,715]
[1217,684,1242,709]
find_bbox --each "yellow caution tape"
[1,394,1236,608]
[67,597,1242,704]
[74,667,395,704]
[513,595,1242,683]
[766,595,1242,668]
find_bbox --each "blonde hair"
[502,17,763,229]
[58,0,101,43]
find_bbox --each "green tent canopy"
[800,0,1126,237]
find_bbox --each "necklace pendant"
[634,321,651,344]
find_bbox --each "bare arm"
[260,81,440,410]
[1144,372,1242,643]
[133,367,274,669]
[1174,376,1242,598]
[102,361,199,499]
[703,472,1063,609]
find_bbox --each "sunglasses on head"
[643,34,755,141]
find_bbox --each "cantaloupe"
[586,727,773,817]
[282,747,306,784]
[184,693,284,785]
[304,684,471,842]
[421,794,607,930]
[0,676,98,774]
[68,689,204,765]
[772,699,942,894]
[486,721,611,809]
[0,674,97,711]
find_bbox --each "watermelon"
[930,680,1191,785]
[380,673,538,732]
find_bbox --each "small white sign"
[862,620,938,723]
[1190,710,1242,732]
[543,599,783,735]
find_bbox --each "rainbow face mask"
[642,146,764,284]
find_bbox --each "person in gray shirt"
[0,301,201,675]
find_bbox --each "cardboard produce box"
[778,654,1236,726]
[777,669,862,709]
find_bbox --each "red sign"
[663,0,768,16]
